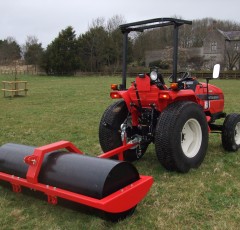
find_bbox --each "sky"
[1,0,240,48]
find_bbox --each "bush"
[149,60,169,69]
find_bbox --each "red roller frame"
[0,140,153,213]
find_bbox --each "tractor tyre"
[99,100,148,162]
[222,113,240,151]
[155,101,208,173]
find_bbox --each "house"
[204,29,240,70]
[145,28,240,70]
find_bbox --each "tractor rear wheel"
[222,113,240,151]
[99,100,148,162]
[155,101,208,173]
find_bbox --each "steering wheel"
[168,72,191,83]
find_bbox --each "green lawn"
[0,74,240,229]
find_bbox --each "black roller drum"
[0,143,35,178]
[0,143,140,199]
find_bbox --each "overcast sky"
[1,0,240,48]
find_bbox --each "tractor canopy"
[119,18,192,89]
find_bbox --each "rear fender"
[110,90,139,126]
[110,90,132,109]
[158,90,198,111]
[169,89,198,102]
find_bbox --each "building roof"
[218,29,240,41]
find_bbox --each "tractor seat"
[183,79,199,91]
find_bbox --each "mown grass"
[0,74,239,229]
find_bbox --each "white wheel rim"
[235,122,240,145]
[181,118,202,158]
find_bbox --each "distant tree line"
[0,16,240,74]
[42,16,132,75]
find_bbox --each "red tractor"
[99,18,240,173]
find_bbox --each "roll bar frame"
[119,18,192,89]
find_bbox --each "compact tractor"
[0,18,239,221]
[99,18,240,173]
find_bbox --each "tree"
[78,15,132,73]
[132,23,174,65]
[24,36,44,71]
[0,37,21,65]
[106,15,125,33]
[43,26,81,75]
[79,25,109,72]
[106,15,127,73]
[225,41,240,70]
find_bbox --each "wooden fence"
[0,69,240,79]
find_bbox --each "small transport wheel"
[99,100,148,161]
[155,101,209,173]
[222,113,240,151]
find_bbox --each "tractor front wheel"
[155,101,208,173]
[222,113,240,151]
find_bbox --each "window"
[211,42,217,51]
[234,43,239,51]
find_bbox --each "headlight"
[150,71,158,81]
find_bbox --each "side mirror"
[213,64,220,79]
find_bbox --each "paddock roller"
[0,140,153,220]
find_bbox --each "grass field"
[0,74,240,229]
